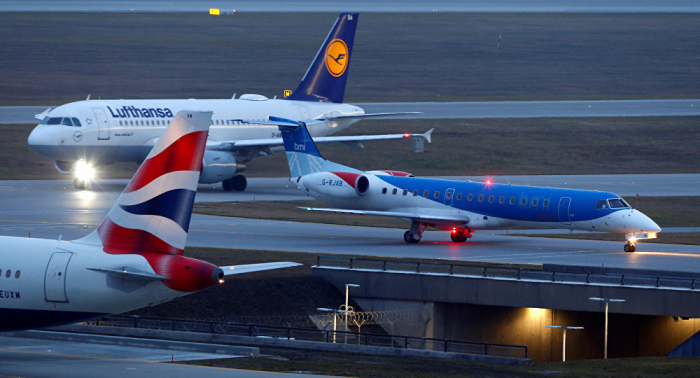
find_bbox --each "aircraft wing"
[206,129,433,150]
[325,112,422,120]
[218,262,302,276]
[87,267,165,281]
[299,207,469,226]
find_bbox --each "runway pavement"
[3,99,700,124]
[0,335,318,378]
[0,176,699,274]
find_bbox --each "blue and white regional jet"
[27,13,419,191]
[275,118,661,252]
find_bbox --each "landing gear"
[404,221,428,244]
[74,178,90,190]
[450,228,472,243]
[222,175,247,192]
[624,241,636,253]
[404,231,420,243]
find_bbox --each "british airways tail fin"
[274,116,359,177]
[76,111,213,255]
[285,13,358,103]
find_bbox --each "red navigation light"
[451,227,456,234]
[404,133,410,138]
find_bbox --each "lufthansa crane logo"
[325,39,349,77]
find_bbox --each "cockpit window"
[45,117,62,125]
[72,118,81,126]
[61,117,74,126]
[595,199,608,209]
[608,198,630,209]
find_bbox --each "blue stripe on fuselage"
[376,176,626,223]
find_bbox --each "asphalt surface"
[0,177,699,274]
[4,100,700,124]
[2,0,698,13]
[0,335,319,378]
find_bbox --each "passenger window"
[15,270,20,279]
[413,190,418,196]
[544,199,549,207]
[382,188,387,194]
[5,270,9,278]
[423,190,429,197]
[119,121,123,126]
[456,193,462,200]
[392,188,397,195]
[403,189,408,196]
[72,118,81,126]
[521,198,527,205]
[434,191,439,199]
[532,199,538,206]
[446,192,452,200]
[510,197,515,204]
[478,195,484,202]
[467,194,473,201]
[489,195,494,203]
[499,196,505,204]
[596,199,608,209]
[47,117,62,125]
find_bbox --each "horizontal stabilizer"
[219,262,302,276]
[87,267,166,281]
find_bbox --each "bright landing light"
[75,160,95,181]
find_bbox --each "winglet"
[286,13,359,103]
[34,108,52,121]
[422,128,434,144]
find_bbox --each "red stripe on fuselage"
[329,171,360,188]
[125,131,208,193]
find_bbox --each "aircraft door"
[93,108,110,140]
[558,197,572,225]
[44,252,72,302]
[444,188,456,207]
[297,106,310,120]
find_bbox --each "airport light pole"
[344,284,360,344]
[589,297,625,359]
[317,308,353,343]
[546,325,584,362]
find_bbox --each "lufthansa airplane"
[0,111,299,331]
[275,118,661,252]
[27,13,419,191]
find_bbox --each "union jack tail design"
[77,110,212,257]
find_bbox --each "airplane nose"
[27,125,59,158]
[628,209,661,233]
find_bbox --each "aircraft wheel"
[624,243,636,253]
[74,178,89,190]
[451,233,467,243]
[222,178,234,192]
[404,231,420,244]
[232,175,247,191]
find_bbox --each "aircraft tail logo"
[286,13,358,103]
[84,111,212,256]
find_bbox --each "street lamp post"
[317,308,353,343]
[344,284,360,344]
[546,325,584,361]
[589,297,625,359]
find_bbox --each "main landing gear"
[74,178,90,190]
[222,175,247,192]
[404,221,428,243]
[450,228,473,243]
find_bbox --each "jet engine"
[54,160,75,174]
[366,170,414,177]
[199,151,244,184]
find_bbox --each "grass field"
[4,115,700,180]
[1,13,699,105]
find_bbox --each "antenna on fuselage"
[232,93,236,99]
[86,94,91,101]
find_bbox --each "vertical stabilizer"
[274,116,358,177]
[76,111,213,256]
[286,13,359,103]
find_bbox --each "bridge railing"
[316,255,700,290]
[93,315,528,359]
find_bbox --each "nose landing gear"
[624,241,636,253]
